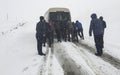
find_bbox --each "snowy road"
[74,40,120,69]
[38,40,120,75]
[53,42,120,75]
[73,42,120,75]
[54,41,95,75]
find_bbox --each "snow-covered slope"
[0,21,64,75]
[0,21,36,75]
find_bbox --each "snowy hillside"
[0,21,120,75]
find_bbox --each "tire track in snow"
[54,42,96,75]
[39,45,50,75]
[71,42,120,75]
[0,22,26,36]
[71,43,105,75]
[40,44,53,75]
[74,42,120,69]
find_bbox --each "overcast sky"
[0,0,120,23]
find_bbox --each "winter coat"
[75,21,83,29]
[89,14,104,36]
[100,19,106,34]
[55,21,61,31]
[49,21,55,32]
[36,21,47,37]
[102,20,106,29]
[67,21,74,30]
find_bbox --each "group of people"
[36,13,106,56]
[54,19,84,43]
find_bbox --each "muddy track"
[74,42,120,69]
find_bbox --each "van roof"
[48,7,70,12]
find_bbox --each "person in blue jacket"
[89,13,105,56]
[75,20,84,40]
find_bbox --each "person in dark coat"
[55,21,62,42]
[99,16,106,48]
[36,16,46,56]
[67,20,74,41]
[89,13,105,56]
[49,20,55,44]
[72,22,78,42]
[75,20,84,40]
[62,18,68,42]
[99,16,106,34]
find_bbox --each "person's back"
[75,21,83,29]
[49,20,55,32]
[89,14,104,36]
[72,22,78,42]
[67,20,74,30]
[99,16,106,28]
[75,20,84,39]
[89,13,105,56]
[99,16,106,34]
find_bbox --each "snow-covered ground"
[0,21,40,75]
[0,20,120,75]
[0,21,64,75]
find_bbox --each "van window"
[49,12,70,21]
